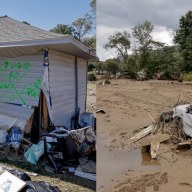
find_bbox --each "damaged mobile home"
[0,16,96,142]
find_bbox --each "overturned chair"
[42,127,80,173]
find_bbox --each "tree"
[104,31,131,66]
[90,0,96,16]
[82,35,96,50]
[72,15,92,41]
[104,59,119,75]
[174,10,192,72]
[95,61,105,74]
[88,63,96,72]
[132,20,164,73]
[50,24,75,36]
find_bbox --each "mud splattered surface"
[97,79,192,192]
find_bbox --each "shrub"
[183,72,192,81]
[88,72,97,81]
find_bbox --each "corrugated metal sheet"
[77,58,87,115]
[49,52,76,128]
[0,54,44,106]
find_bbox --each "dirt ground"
[97,79,192,192]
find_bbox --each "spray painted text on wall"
[0,60,42,105]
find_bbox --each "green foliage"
[82,35,96,50]
[183,72,192,81]
[88,72,97,81]
[72,15,93,41]
[104,31,131,65]
[174,10,192,72]
[50,0,95,48]
[132,20,164,71]
[95,61,105,74]
[90,0,96,21]
[104,59,119,75]
[90,0,96,13]
[88,63,95,72]
[132,20,154,48]
[50,24,75,36]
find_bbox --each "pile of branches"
[151,111,186,144]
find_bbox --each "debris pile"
[131,103,192,159]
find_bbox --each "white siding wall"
[49,53,76,128]
[0,54,43,130]
[77,58,87,115]
[0,54,44,106]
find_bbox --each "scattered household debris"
[136,70,146,81]
[0,171,26,192]
[75,158,96,181]
[0,124,96,182]
[0,169,61,192]
[102,80,111,85]
[131,103,192,159]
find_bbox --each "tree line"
[93,10,192,80]
[49,0,96,50]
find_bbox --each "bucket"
[10,127,22,148]
[80,112,95,128]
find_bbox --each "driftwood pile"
[130,108,190,159]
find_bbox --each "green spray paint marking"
[0,60,41,105]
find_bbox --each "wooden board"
[141,133,170,147]
[130,125,153,141]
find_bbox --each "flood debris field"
[0,82,96,192]
[97,79,192,192]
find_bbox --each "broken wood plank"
[147,113,155,123]
[141,133,170,147]
[177,139,192,146]
[130,125,153,141]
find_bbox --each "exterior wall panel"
[49,53,76,128]
[77,58,87,116]
[0,54,44,106]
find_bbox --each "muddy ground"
[97,79,192,192]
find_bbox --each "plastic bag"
[8,169,31,181]
[21,181,61,192]
[24,140,50,164]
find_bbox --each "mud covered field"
[97,79,192,192]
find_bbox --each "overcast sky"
[97,0,192,61]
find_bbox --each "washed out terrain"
[97,79,192,192]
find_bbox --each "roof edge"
[0,15,7,18]
[0,36,96,59]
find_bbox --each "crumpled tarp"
[24,140,51,164]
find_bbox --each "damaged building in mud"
[0,16,96,142]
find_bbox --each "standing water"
[97,136,160,192]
